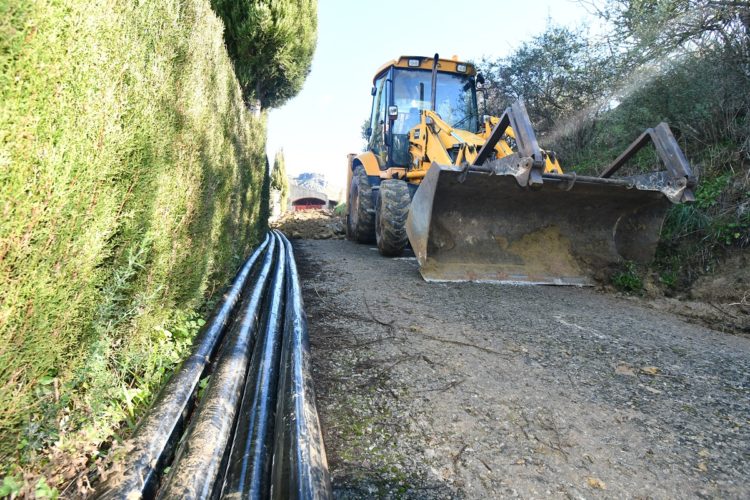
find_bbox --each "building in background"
[270,172,343,217]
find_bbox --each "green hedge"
[0,0,268,467]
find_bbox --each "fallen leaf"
[587,477,607,490]
[697,462,708,472]
[640,366,661,376]
[615,363,636,376]
[642,385,662,394]
[698,449,710,458]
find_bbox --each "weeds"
[612,261,644,293]
[657,168,750,286]
[658,270,677,289]
[0,476,22,497]
[334,202,348,216]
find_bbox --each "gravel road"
[295,239,750,499]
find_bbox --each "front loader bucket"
[406,162,681,285]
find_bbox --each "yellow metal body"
[347,55,695,285]
[347,55,562,192]
[407,111,563,181]
[353,151,382,177]
[349,110,563,190]
[372,55,476,83]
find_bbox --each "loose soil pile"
[272,209,346,240]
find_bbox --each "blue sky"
[266,0,598,189]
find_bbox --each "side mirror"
[388,105,399,121]
[476,73,485,86]
[371,86,377,96]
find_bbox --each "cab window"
[368,77,387,160]
[389,69,478,166]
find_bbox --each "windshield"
[390,68,477,165]
[392,69,477,133]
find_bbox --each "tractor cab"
[366,56,479,168]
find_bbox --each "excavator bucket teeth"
[406,162,677,285]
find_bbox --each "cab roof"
[372,55,476,83]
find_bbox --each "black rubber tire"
[375,179,410,256]
[347,165,375,243]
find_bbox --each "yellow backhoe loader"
[346,54,696,285]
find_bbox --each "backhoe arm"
[407,100,564,178]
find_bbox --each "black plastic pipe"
[157,233,280,499]
[95,233,271,499]
[95,230,331,499]
[270,232,332,499]
[220,230,288,499]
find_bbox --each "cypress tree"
[271,150,289,210]
[212,0,318,110]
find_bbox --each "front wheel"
[376,179,410,256]
[347,165,375,243]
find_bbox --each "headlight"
[408,59,421,67]
[456,63,467,73]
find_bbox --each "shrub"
[271,150,290,210]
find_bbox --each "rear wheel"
[347,165,375,243]
[376,179,410,256]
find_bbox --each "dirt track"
[295,239,750,499]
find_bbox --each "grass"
[611,261,644,294]
[333,202,347,216]
[0,0,269,489]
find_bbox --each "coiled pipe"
[94,230,331,499]
[221,230,287,498]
